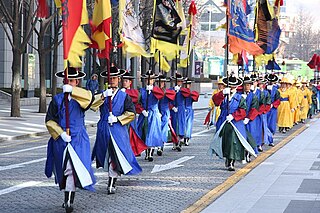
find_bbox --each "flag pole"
[224,0,230,114]
[186,22,192,79]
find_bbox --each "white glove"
[223,88,231,95]
[250,85,255,91]
[60,132,71,143]
[270,104,273,108]
[172,107,178,113]
[63,84,73,93]
[174,85,180,92]
[108,113,118,124]
[103,89,113,97]
[267,85,273,90]
[146,85,154,91]
[142,110,149,117]
[243,118,250,125]
[291,108,295,112]
[226,114,234,122]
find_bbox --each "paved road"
[0,108,303,213]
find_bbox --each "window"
[201,24,209,31]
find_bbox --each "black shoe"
[176,146,182,152]
[148,156,154,162]
[269,143,275,147]
[107,177,117,195]
[185,138,189,146]
[258,146,263,152]
[157,148,163,156]
[145,149,149,160]
[228,166,235,171]
[63,191,75,213]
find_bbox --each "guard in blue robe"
[157,74,176,156]
[213,76,249,171]
[266,74,280,141]
[91,67,142,195]
[170,73,188,151]
[137,70,164,161]
[184,78,199,146]
[45,67,95,212]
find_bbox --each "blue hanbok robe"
[170,88,186,137]
[246,90,261,149]
[45,93,95,191]
[213,93,250,160]
[267,86,280,134]
[92,90,142,175]
[137,87,163,147]
[159,95,171,143]
[185,95,195,139]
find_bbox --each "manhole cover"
[98,178,180,187]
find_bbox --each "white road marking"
[151,156,195,173]
[0,158,46,171]
[0,145,47,156]
[0,181,42,196]
[191,128,212,137]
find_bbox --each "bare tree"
[286,9,319,61]
[0,0,38,117]
[32,10,62,113]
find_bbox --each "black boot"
[157,147,163,156]
[148,148,154,162]
[63,191,75,213]
[185,138,189,146]
[228,160,235,171]
[145,149,150,160]
[107,177,117,195]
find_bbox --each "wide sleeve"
[247,95,259,120]
[191,91,200,102]
[272,90,281,108]
[71,87,94,110]
[90,93,105,112]
[45,99,63,140]
[232,97,247,121]
[152,86,165,100]
[212,91,224,106]
[117,95,135,125]
[165,89,176,101]
[180,88,191,98]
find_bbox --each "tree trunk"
[38,21,47,113]
[52,44,58,97]
[11,47,21,117]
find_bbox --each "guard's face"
[244,83,251,92]
[218,84,225,90]
[122,79,132,89]
[110,76,120,88]
[177,80,183,86]
[68,79,79,87]
[145,78,155,85]
[253,81,258,87]
[160,81,165,88]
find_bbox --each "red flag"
[58,0,90,68]
[275,0,283,6]
[37,0,49,18]
[90,0,113,59]
[307,54,318,69]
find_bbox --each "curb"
[181,116,318,213]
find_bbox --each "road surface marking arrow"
[151,156,195,173]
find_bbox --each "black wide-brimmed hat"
[184,77,194,84]
[100,66,126,78]
[222,76,243,86]
[55,67,86,79]
[158,74,170,82]
[266,73,279,82]
[250,74,258,82]
[141,70,159,79]
[122,70,135,80]
[170,73,184,81]
[258,77,267,84]
[243,76,253,84]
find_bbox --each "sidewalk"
[0,94,210,141]
[202,118,320,213]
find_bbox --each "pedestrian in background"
[86,73,99,94]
